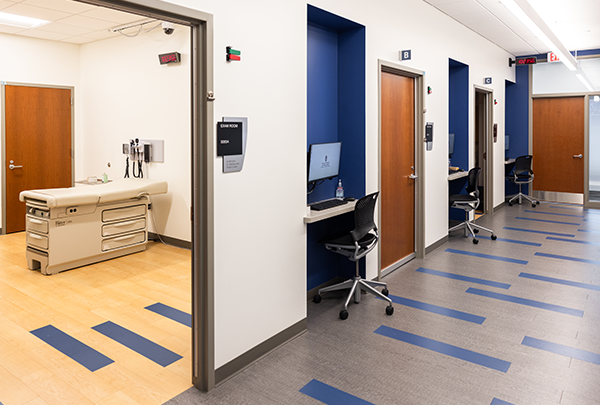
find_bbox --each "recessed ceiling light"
[0,11,50,29]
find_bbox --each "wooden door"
[5,85,72,233]
[532,97,584,193]
[381,71,415,270]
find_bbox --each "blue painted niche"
[307,5,366,291]
[505,66,530,196]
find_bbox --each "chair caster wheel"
[386,306,394,316]
[382,288,389,297]
[473,238,479,244]
[532,203,537,207]
[313,294,322,304]
[473,229,479,234]
[339,310,348,320]
[508,202,513,206]
[491,235,497,240]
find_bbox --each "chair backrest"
[465,167,481,195]
[350,191,379,242]
[514,155,533,176]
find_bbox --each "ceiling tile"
[36,21,93,36]
[0,1,18,11]
[18,28,69,41]
[2,3,69,21]
[22,0,96,14]
[0,23,25,33]
[80,7,144,24]
[57,14,114,30]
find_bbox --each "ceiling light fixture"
[0,11,50,29]
[499,0,577,71]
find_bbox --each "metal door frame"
[1,82,75,234]
[474,85,494,215]
[378,60,425,279]
[74,0,215,391]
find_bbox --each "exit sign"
[548,52,560,62]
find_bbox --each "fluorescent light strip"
[576,74,594,92]
[0,11,50,29]
[499,0,577,71]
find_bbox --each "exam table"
[19,178,168,275]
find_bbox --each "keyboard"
[309,199,348,211]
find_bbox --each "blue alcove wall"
[505,66,530,196]
[307,5,366,291]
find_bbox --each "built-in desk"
[304,200,357,224]
[448,170,468,181]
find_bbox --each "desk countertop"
[304,200,356,224]
[448,171,468,181]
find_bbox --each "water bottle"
[336,179,344,199]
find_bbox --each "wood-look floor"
[0,233,192,405]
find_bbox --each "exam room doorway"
[2,84,73,234]
[379,61,425,275]
[474,86,494,216]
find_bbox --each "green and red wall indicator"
[227,46,241,62]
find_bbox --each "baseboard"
[148,232,191,250]
[215,318,307,385]
[493,202,505,213]
[425,234,448,255]
[306,276,344,302]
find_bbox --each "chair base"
[314,261,393,319]
[508,192,539,207]
[449,218,496,244]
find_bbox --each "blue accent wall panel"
[31,325,114,372]
[505,67,530,195]
[449,59,469,171]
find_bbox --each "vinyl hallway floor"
[168,201,600,405]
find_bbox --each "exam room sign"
[216,122,243,156]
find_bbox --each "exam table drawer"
[102,231,146,251]
[26,215,49,234]
[102,218,146,237]
[102,204,146,222]
[27,232,49,250]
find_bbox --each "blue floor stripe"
[503,227,574,237]
[516,217,580,226]
[519,272,600,292]
[534,252,600,266]
[548,205,589,211]
[466,288,584,317]
[145,303,192,327]
[299,379,374,405]
[416,267,510,289]
[445,249,528,265]
[477,235,541,246]
[30,325,114,372]
[374,325,511,373]
[387,294,486,324]
[491,398,516,405]
[524,210,584,218]
[92,321,182,367]
[522,336,600,365]
[546,236,600,246]
[578,228,600,234]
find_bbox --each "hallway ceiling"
[423,0,600,57]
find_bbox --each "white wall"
[0,34,81,226]
[79,26,192,242]
[163,0,515,370]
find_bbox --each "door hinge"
[71,97,73,106]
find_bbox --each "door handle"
[573,154,583,159]
[9,160,22,170]
[409,174,418,179]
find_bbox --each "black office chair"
[507,155,539,207]
[449,167,497,244]
[312,191,393,320]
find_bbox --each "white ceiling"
[0,0,598,54]
[0,0,156,44]
[422,0,600,57]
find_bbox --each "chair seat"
[449,194,478,205]
[322,232,377,249]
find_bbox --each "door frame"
[1,82,75,235]
[377,60,425,279]
[473,85,494,215]
[74,0,215,391]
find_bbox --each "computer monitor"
[505,135,510,151]
[307,141,342,183]
[448,133,455,157]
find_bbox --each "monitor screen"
[448,133,455,156]
[307,141,342,183]
[505,135,510,151]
